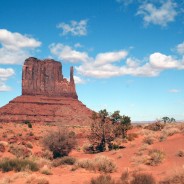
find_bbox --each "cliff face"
[0,57,93,125]
[22,57,78,99]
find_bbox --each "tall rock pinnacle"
[22,57,78,99]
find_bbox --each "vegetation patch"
[0,158,38,172]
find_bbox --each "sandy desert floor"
[0,122,184,184]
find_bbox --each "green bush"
[0,158,38,172]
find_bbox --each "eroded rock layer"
[22,57,78,99]
[0,57,93,125]
[0,95,93,125]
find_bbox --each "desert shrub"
[159,170,184,184]
[90,175,115,184]
[82,143,95,154]
[177,150,184,157]
[159,134,167,142]
[52,156,76,167]
[42,128,76,158]
[127,133,138,141]
[40,165,52,175]
[26,142,33,149]
[143,136,155,145]
[28,122,32,128]
[76,156,116,173]
[131,173,156,184]
[25,175,49,184]
[0,158,38,172]
[162,127,180,136]
[9,144,32,158]
[146,149,165,166]
[119,170,130,184]
[145,122,165,131]
[35,150,53,160]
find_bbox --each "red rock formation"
[0,57,93,125]
[22,57,78,99]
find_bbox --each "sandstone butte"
[0,57,93,125]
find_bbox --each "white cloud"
[94,50,128,65]
[169,89,181,93]
[0,29,41,51]
[0,29,41,65]
[0,68,15,92]
[149,52,178,69]
[49,43,89,63]
[0,68,15,78]
[177,42,184,55]
[74,75,85,84]
[50,43,184,79]
[137,0,177,26]
[0,83,11,92]
[57,19,88,36]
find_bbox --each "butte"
[0,57,93,125]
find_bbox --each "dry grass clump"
[159,169,184,184]
[146,149,165,166]
[90,175,115,184]
[52,156,76,167]
[176,150,184,157]
[40,165,52,175]
[25,175,49,184]
[144,122,165,131]
[89,171,156,184]
[9,144,32,158]
[143,135,157,145]
[126,133,138,142]
[75,156,116,173]
[130,172,156,184]
[0,158,38,172]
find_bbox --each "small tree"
[43,128,76,158]
[162,117,170,123]
[162,117,176,123]
[89,110,115,152]
[111,111,131,139]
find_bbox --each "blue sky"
[0,0,184,121]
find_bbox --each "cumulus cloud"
[0,29,41,64]
[0,83,11,92]
[49,43,184,79]
[74,75,85,84]
[0,68,15,92]
[176,42,184,55]
[0,68,15,79]
[57,19,88,36]
[49,43,89,63]
[94,50,128,65]
[137,0,177,26]
[149,52,178,69]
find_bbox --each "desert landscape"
[0,58,184,184]
[0,0,184,183]
[0,119,183,184]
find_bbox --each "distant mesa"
[22,57,78,99]
[0,57,92,125]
